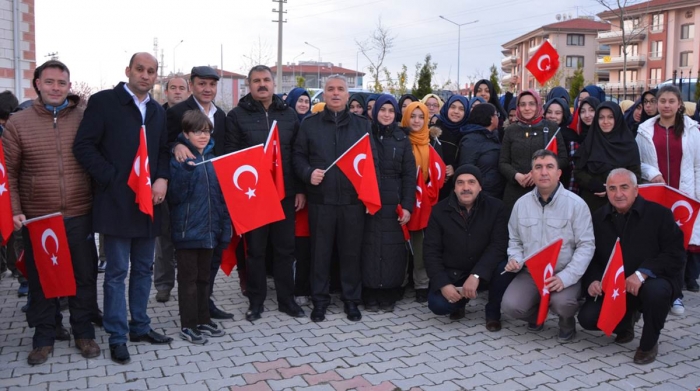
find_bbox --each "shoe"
[92,310,103,327]
[59,297,68,312]
[485,319,502,332]
[686,280,700,293]
[364,297,379,312]
[245,305,263,322]
[209,305,234,320]
[449,307,465,320]
[379,302,395,312]
[109,344,130,365]
[294,296,309,306]
[557,328,576,343]
[279,302,305,318]
[344,302,362,322]
[615,328,635,344]
[197,322,225,337]
[55,324,70,341]
[527,322,544,331]
[27,346,53,365]
[155,289,171,303]
[18,281,28,297]
[75,339,101,358]
[415,289,428,303]
[97,260,106,273]
[129,329,173,344]
[671,298,685,315]
[310,307,326,322]
[180,328,207,344]
[21,300,29,313]
[633,343,658,365]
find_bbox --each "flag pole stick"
[194,144,264,166]
[23,212,63,225]
[325,133,369,172]
[263,120,278,154]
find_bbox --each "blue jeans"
[103,235,156,345]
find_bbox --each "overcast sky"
[35,0,607,91]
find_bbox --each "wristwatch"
[634,271,645,284]
[472,274,480,280]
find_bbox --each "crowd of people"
[0,53,698,368]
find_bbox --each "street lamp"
[305,41,321,88]
[439,16,478,93]
[172,39,184,74]
[292,51,304,87]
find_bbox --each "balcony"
[596,55,646,70]
[528,41,556,56]
[597,27,646,44]
[596,44,611,55]
[502,73,513,84]
[501,55,517,72]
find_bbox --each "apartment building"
[501,18,611,93]
[596,0,700,89]
[0,0,36,101]
[270,61,364,93]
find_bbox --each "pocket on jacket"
[545,218,567,230]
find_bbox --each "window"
[567,34,585,46]
[680,51,693,67]
[681,24,695,39]
[282,75,292,83]
[566,56,584,68]
[650,68,662,84]
[619,44,639,57]
[618,70,638,82]
[623,17,640,31]
[346,77,355,85]
[650,41,663,59]
[652,13,664,31]
[529,38,538,48]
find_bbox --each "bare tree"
[241,36,274,71]
[356,18,395,92]
[70,81,95,109]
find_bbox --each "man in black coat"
[166,66,233,319]
[73,52,173,365]
[293,75,379,323]
[225,65,305,321]
[577,168,686,365]
[424,165,509,326]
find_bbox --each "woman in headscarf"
[506,99,517,125]
[421,93,443,126]
[366,93,379,121]
[348,93,367,116]
[571,85,606,133]
[397,94,418,123]
[623,98,643,136]
[457,103,504,199]
[361,94,416,312]
[573,101,641,212]
[498,90,567,210]
[546,86,572,106]
[576,97,600,140]
[469,96,486,113]
[285,87,311,122]
[544,97,578,193]
[474,79,508,124]
[636,85,700,312]
[431,95,470,199]
[639,88,659,124]
[401,101,442,303]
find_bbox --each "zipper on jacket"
[203,156,213,248]
[665,127,670,184]
[183,203,190,239]
[53,108,57,129]
[53,107,66,212]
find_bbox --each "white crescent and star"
[416,185,423,208]
[542,264,554,295]
[671,200,693,226]
[353,154,366,177]
[434,162,442,181]
[233,165,259,199]
[611,265,626,300]
[537,54,551,72]
[41,228,59,266]
[0,162,6,196]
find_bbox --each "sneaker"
[197,322,225,337]
[671,298,685,315]
[97,260,106,273]
[18,281,28,297]
[527,322,544,331]
[180,328,207,344]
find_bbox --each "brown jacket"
[2,95,92,219]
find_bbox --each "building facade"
[271,61,364,93]
[0,0,36,101]
[501,18,611,93]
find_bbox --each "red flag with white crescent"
[407,168,431,231]
[545,128,559,155]
[525,40,560,85]
[638,184,700,248]
[597,239,626,336]
[212,144,285,235]
[525,238,563,326]
[220,234,241,276]
[25,213,76,298]
[427,146,446,205]
[264,120,285,200]
[0,139,14,245]
[127,126,154,220]
[334,134,381,214]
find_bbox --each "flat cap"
[191,66,220,81]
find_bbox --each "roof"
[181,69,246,79]
[598,0,696,19]
[270,64,365,76]
[542,19,611,31]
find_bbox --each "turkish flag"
[638,184,700,248]
[426,146,446,205]
[395,205,410,241]
[264,120,285,200]
[15,250,26,279]
[220,234,241,276]
[212,144,285,235]
[407,169,432,231]
[24,213,76,298]
[525,238,563,326]
[545,133,558,155]
[127,126,154,220]
[334,134,381,214]
[525,40,560,85]
[0,139,14,245]
[597,239,626,336]
[295,207,310,237]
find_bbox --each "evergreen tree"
[569,66,585,107]
[489,65,501,96]
[414,54,437,99]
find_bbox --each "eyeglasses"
[643,99,657,105]
[426,103,439,109]
[190,128,213,136]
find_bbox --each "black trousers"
[177,248,213,329]
[294,236,311,297]
[245,196,296,308]
[578,277,672,351]
[308,203,365,307]
[25,214,98,348]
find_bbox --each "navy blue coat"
[167,134,231,250]
[73,82,170,238]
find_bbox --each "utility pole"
[439,17,478,93]
[272,0,287,92]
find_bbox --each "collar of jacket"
[32,94,80,116]
[321,106,350,125]
[186,95,222,113]
[447,190,482,215]
[602,195,645,220]
[530,182,562,205]
[176,132,215,158]
[238,93,287,112]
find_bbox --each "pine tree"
[414,54,437,99]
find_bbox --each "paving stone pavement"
[1,270,699,391]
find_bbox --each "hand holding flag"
[327,134,381,214]
[597,239,626,336]
[24,212,76,298]
[127,126,154,220]
[524,238,563,326]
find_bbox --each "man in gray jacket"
[502,149,595,342]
